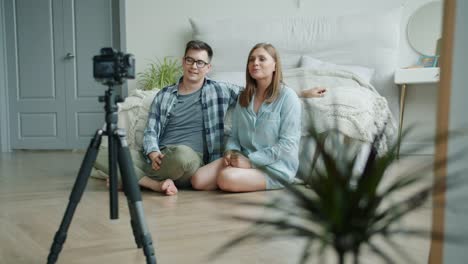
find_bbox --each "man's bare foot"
[137,176,178,196]
[106,178,123,191]
[159,179,178,196]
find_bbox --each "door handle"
[65,53,75,59]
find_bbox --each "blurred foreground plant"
[212,123,467,264]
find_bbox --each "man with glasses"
[139,40,241,195]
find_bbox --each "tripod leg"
[108,127,119,219]
[116,130,157,264]
[47,130,103,264]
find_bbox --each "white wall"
[125,0,437,152]
[444,0,468,262]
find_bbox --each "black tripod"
[47,85,157,264]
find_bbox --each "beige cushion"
[112,90,159,150]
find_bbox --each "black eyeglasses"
[184,56,209,68]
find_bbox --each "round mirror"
[407,1,443,56]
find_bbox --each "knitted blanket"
[101,89,159,150]
[284,68,397,154]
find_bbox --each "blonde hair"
[239,43,283,107]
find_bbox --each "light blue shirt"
[225,85,302,181]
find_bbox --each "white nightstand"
[394,67,440,158]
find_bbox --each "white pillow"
[300,56,375,84]
[208,71,245,87]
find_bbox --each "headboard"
[190,7,402,118]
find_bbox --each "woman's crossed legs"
[191,158,267,192]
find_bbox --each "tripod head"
[99,84,123,132]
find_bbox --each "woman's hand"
[223,150,252,168]
[223,150,233,167]
[230,153,252,168]
[301,87,327,98]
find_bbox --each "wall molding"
[0,0,11,152]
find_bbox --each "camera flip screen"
[93,61,114,79]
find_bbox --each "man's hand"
[224,150,252,168]
[148,151,164,171]
[301,87,327,98]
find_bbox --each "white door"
[6,0,118,149]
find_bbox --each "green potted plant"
[137,57,183,90]
[212,122,467,264]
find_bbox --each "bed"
[190,8,402,176]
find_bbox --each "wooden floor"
[0,150,433,264]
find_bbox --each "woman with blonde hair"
[191,43,324,192]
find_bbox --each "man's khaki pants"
[94,145,204,188]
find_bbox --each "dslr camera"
[93,47,135,85]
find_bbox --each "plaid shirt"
[143,77,241,163]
